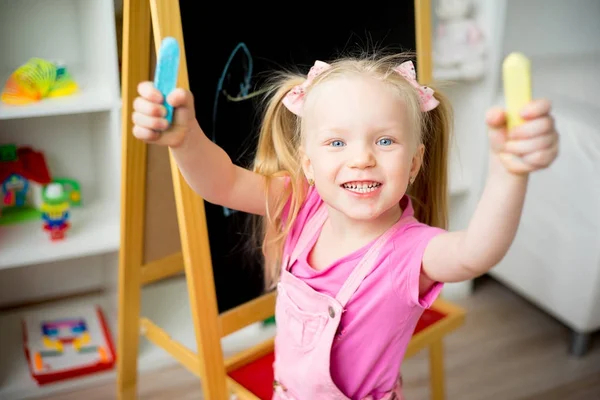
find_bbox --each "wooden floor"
[42,277,600,400]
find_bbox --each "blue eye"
[377,138,393,146]
[330,140,345,147]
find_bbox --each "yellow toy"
[1,58,78,105]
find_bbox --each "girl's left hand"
[486,99,559,175]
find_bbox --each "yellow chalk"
[503,52,531,131]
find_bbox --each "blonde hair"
[249,52,453,289]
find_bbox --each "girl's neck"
[325,204,403,245]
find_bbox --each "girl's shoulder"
[281,183,323,250]
[385,202,446,308]
[392,196,446,245]
[385,196,447,260]
[281,181,322,227]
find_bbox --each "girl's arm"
[132,83,286,216]
[421,100,559,284]
[170,121,286,216]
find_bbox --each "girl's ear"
[299,145,314,182]
[411,143,425,178]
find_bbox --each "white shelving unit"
[0,0,122,397]
[0,1,121,273]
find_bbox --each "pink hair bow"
[281,60,331,116]
[282,60,439,116]
[392,61,440,112]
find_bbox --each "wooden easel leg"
[117,0,152,398]
[147,1,229,399]
[428,341,445,400]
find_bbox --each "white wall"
[503,0,600,58]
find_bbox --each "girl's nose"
[348,148,376,169]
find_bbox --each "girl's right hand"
[132,81,199,148]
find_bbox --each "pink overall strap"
[335,223,402,307]
[286,203,328,271]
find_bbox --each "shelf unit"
[0,0,122,397]
[0,1,121,268]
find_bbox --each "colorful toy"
[52,177,82,206]
[41,183,71,241]
[1,58,78,105]
[23,305,116,385]
[0,144,52,223]
[37,317,108,359]
[0,144,82,227]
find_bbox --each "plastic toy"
[153,37,180,125]
[262,315,276,327]
[503,52,532,130]
[23,305,116,385]
[1,58,78,105]
[0,144,82,226]
[52,177,82,206]
[0,144,52,224]
[41,183,71,241]
[37,317,107,359]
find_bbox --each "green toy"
[0,144,81,225]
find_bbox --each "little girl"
[131,53,559,399]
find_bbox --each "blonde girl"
[131,52,559,399]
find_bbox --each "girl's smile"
[340,180,383,197]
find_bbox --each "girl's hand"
[131,82,199,148]
[486,99,559,175]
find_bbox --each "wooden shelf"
[0,198,120,270]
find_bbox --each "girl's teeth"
[343,182,381,193]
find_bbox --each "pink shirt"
[283,186,445,399]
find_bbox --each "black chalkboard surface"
[179,1,417,313]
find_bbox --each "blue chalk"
[154,37,180,125]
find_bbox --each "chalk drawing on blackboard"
[212,42,268,218]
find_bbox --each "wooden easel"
[117,1,464,399]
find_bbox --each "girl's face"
[301,75,423,223]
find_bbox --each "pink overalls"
[272,204,405,400]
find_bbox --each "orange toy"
[1,58,78,105]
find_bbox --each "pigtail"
[409,89,453,230]
[249,73,309,289]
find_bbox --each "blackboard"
[178,1,418,313]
